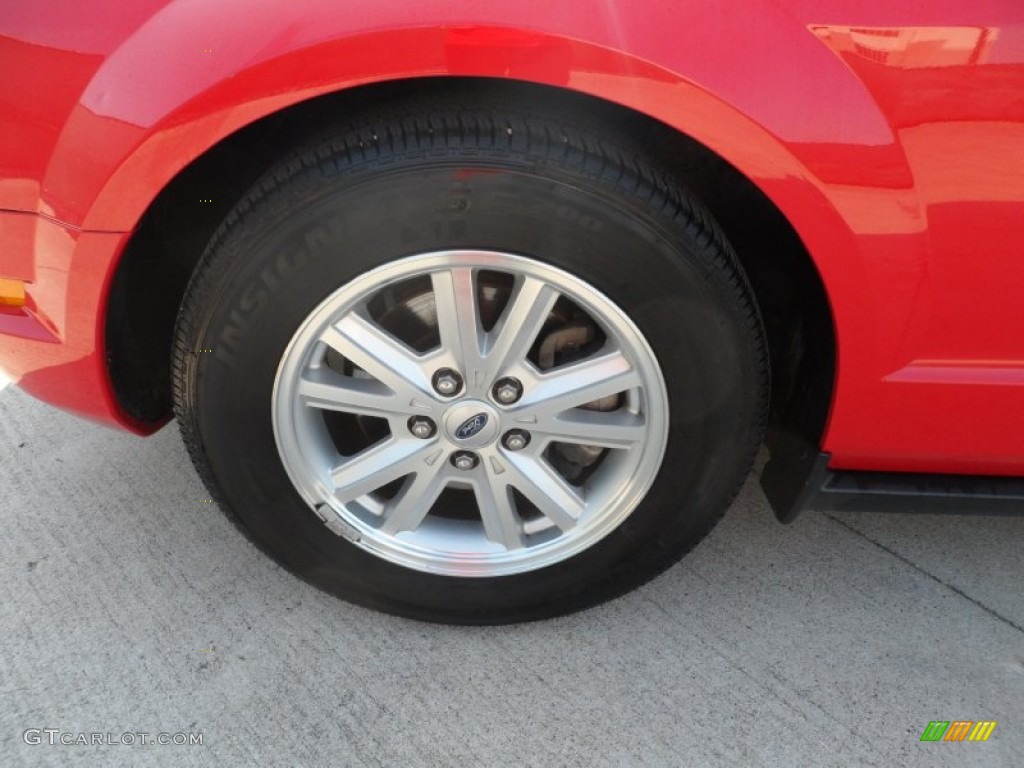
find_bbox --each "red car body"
[2,1,1023,482]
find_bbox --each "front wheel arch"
[104,77,835,475]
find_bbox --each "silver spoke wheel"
[272,250,669,576]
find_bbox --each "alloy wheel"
[272,250,669,576]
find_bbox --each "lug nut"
[450,451,479,471]
[502,429,531,451]
[492,377,523,405]
[432,368,463,397]
[408,416,437,439]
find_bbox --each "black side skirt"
[760,438,1024,522]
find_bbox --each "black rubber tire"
[172,92,769,624]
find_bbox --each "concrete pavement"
[1,380,1021,767]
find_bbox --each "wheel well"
[106,77,835,451]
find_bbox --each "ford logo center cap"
[455,413,488,440]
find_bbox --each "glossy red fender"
[1,0,1023,475]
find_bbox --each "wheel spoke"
[330,438,435,503]
[476,460,524,550]
[379,465,450,534]
[503,453,584,531]
[297,369,405,418]
[321,314,434,401]
[484,275,559,372]
[520,349,641,416]
[431,268,485,372]
[532,409,646,449]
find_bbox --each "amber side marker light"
[0,278,26,307]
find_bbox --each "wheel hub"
[443,400,500,448]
